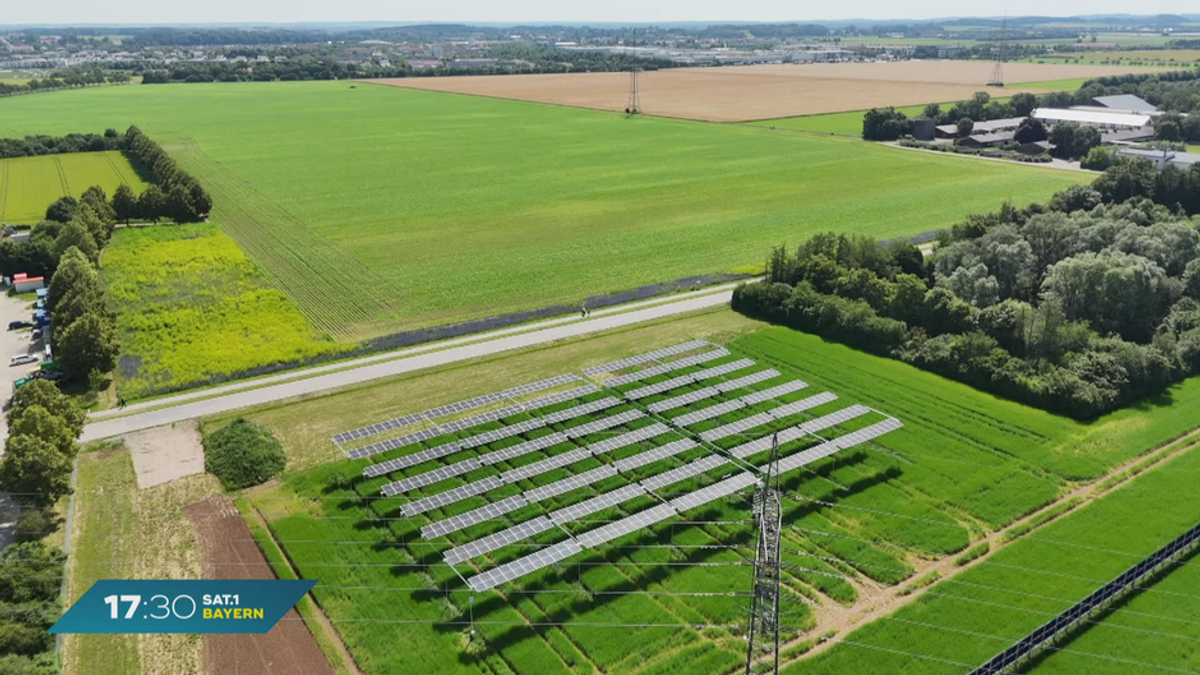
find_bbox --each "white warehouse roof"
[1031,108,1151,129]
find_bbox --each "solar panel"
[587,423,668,456]
[479,433,568,466]
[715,369,780,393]
[727,404,871,459]
[439,404,527,433]
[699,392,837,442]
[672,399,747,426]
[380,458,482,495]
[523,465,620,503]
[576,503,677,547]
[612,439,698,472]
[604,348,731,387]
[640,455,728,491]
[467,539,583,592]
[443,517,554,564]
[668,472,758,512]
[766,418,901,475]
[333,412,425,444]
[740,379,809,405]
[647,386,719,412]
[563,409,645,438]
[501,448,593,484]
[398,477,504,516]
[582,340,710,376]
[540,397,621,425]
[549,484,647,524]
[622,358,754,399]
[349,426,447,461]
[420,494,529,538]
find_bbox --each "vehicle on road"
[7,320,32,330]
[10,353,39,366]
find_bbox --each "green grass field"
[0,83,1082,339]
[0,151,147,223]
[237,321,1200,675]
[1023,49,1200,66]
[792,431,1200,674]
[101,223,349,397]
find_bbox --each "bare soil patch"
[372,61,1166,122]
[186,497,334,675]
[126,420,205,489]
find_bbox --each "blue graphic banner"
[49,579,316,634]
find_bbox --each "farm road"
[81,284,740,442]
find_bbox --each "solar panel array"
[583,340,710,376]
[346,341,906,593]
[335,373,581,444]
[623,358,755,399]
[463,415,904,591]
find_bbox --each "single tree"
[922,102,941,119]
[1156,120,1182,143]
[79,185,116,225]
[166,184,197,223]
[47,247,96,312]
[55,312,119,380]
[1013,117,1048,144]
[44,196,79,223]
[52,221,98,263]
[1010,92,1038,117]
[7,379,86,438]
[111,184,138,225]
[0,435,73,507]
[956,117,975,137]
[8,406,77,460]
[137,185,166,222]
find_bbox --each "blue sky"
[5,1,1198,26]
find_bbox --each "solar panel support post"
[744,433,783,675]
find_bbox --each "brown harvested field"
[186,498,336,675]
[371,60,1167,122]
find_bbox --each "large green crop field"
[0,150,147,223]
[0,83,1082,339]
[235,321,1200,675]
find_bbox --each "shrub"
[203,419,287,490]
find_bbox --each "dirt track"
[371,61,1166,122]
[186,498,335,675]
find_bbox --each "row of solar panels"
[436,403,888,563]
[670,379,809,427]
[582,339,712,377]
[646,369,781,412]
[333,373,582,444]
[622,358,754,399]
[463,417,902,591]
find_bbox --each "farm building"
[1090,94,1158,113]
[11,273,45,293]
[1031,108,1152,131]
[935,117,1026,139]
[1117,147,1200,171]
[956,131,1015,148]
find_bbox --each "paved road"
[81,288,738,442]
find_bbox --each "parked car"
[7,320,32,331]
[10,354,38,366]
[30,328,41,340]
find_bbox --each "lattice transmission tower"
[744,434,783,675]
[626,68,641,114]
[988,16,1008,87]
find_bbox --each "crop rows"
[165,137,400,341]
[0,151,148,223]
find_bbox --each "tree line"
[0,130,123,159]
[122,126,212,222]
[734,164,1200,419]
[0,381,83,675]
